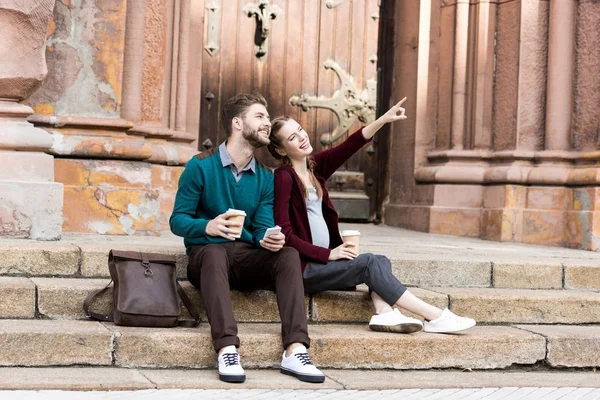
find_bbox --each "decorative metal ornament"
[242,0,282,59]
[204,3,220,56]
[290,59,377,146]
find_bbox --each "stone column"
[0,0,63,240]
[545,0,576,151]
[121,0,147,123]
[471,0,496,150]
[450,0,469,150]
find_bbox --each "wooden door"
[199,0,381,220]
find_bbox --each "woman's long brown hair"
[267,116,323,199]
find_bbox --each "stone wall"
[382,0,600,251]
[19,0,200,236]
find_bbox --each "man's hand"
[205,211,242,241]
[328,243,358,261]
[260,231,286,252]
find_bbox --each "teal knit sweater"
[169,149,274,254]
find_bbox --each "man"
[170,93,324,384]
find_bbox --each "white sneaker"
[280,345,325,383]
[369,308,423,333]
[217,345,245,383]
[424,308,476,333]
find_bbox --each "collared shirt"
[219,141,256,182]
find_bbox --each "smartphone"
[263,226,282,240]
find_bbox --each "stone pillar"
[0,0,63,240]
[545,0,575,152]
[121,0,147,123]
[450,0,469,150]
[125,0,197,232]
[470,0,495,150]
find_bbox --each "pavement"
[2,387,600,399]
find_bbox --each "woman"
[267,99,476,334]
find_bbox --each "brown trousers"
[188,242,310,352]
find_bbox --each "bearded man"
[170,93,324,384]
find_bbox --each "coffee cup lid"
[341,230,360,236]
[227,208,247,216]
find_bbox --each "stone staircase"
[1,224,600,383]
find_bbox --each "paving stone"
[32,277,111,319]
[390,255,492,288]
[564,263,600,290]
[0,320,113,366]
[323,370,600,390]
[308,325,544,370]
[0,277,35,318]
[516,325,600,367]
[311,286,448,322]
[108,324,214,368]
[493,262,563,289]
[140,369,343,389]
[109,324,545,370]
[0,241,79,276]
[427,288,600,324]
[0,367,154,390]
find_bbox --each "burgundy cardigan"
[273,127,371,272]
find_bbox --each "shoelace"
[222,353,240,367]
[295,352,314,366]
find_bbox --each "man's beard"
[242,122,270,148]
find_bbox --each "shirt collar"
[219,141,256,173]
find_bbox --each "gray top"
[306,187,330,249]
[219,141,256,182]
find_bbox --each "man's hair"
[221,93,268,136]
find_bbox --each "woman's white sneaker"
[280,345,325,383]
[424,308,476,333]
[369,308,423,333]
[217,345,246,383]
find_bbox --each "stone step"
[3,277,600,324]
[0,277,444,322]
[0,319,558,369]
[2,233,600,289]
[2,368,600,391]
[424,287,600,324]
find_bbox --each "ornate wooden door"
[198,0,381,220]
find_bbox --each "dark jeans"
[303,253,407,306]
[188,242,310,352]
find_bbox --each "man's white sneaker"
[369,308,423,333]
[217,345,245,383]
[424,308,476,333]
[280,345,325,383]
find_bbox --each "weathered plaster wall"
[55,159,182,235]
[26,0,126,116]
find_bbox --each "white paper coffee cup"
[226,208,246,238]
[341,230,360,252]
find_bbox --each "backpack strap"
[83,280,114,322]
[176,281,201,327]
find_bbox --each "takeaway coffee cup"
[226,208,246,238]
[341,230,361,253]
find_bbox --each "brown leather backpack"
[84,250,200,328]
